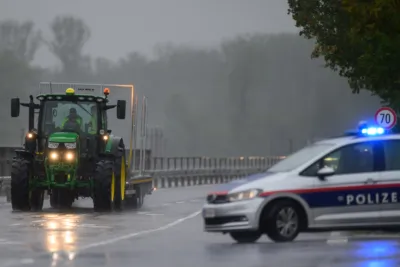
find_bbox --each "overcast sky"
[0,0,298,67]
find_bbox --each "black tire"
[93,160,119,212]
[50,189,74,209]
[263,200,301,242]
[30,189,44,211]
[229,231,262,243]
[11,158,44,211]
[11,158,30,211]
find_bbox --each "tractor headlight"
[64,142,76,149]
[65,152,75,161]
[49,152,59,160]
[48,142,59,149]
[227,189,262,202]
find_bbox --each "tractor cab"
[38,88,112,157]
[11,86,126,157]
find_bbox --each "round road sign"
[374,107,397,129]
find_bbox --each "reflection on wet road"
[0,186,398,267]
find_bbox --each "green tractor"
[10,82,153,212]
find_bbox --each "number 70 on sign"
[374,107,397,129]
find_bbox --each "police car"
[202,124,400,243]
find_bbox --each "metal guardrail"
[0,156,283,202]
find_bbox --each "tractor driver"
[61,108,83,131]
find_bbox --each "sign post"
[374,107,397,130]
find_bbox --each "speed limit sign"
[375,107,397,129]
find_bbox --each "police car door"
[309,141,382,227]
[379,139,400,223]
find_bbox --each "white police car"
[202,125,400,243]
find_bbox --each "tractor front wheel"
[11,158,44,211]
[93,160,118,212]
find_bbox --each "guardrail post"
[6,186,10,202]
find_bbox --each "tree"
[0,20,41,62]
[287,0,400,107]
[45,16,91,79]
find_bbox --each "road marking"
[175,201,185,204]
[161,203,170,206]
[78,210,201,251]
[19,259,34,265]
[1,258,35,267]
[31,220,45,223]
[327,231,348,245]
[137,212,164,216]
[79,224,112,229]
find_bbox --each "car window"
[382,140,400,171]
[268,143,334,172]
[302,142,375,176]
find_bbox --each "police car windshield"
[268,143,334,172]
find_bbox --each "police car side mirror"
[316,166,335,180]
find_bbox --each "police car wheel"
[264,201,300,242]
[229,231,262,243]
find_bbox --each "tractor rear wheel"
[11,158,44,211]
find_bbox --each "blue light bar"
[360,127,385,136]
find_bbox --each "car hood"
[210,171,290,194]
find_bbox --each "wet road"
[0,186,398,267]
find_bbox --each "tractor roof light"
[103,88,110,96]
[66,88,75,95]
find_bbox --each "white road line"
[78,224,112,229]
[78,210,201,251]
[0,242,24,245]
[1,258,35,267]
[30,220,45,224]
[326,231,348,245]
[175,201,185,204]
[161,203,170,206]
[137,212,163,216]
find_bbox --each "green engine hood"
[48,132,79,143]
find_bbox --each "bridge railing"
[0,156,284,201]
[147,156,282,171]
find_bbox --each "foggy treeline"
[0,16,381,157]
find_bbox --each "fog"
[0,0,381,157]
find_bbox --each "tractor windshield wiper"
[73,101,92,117]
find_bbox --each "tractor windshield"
[41,100,101,136]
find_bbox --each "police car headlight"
[228,189,262,202]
